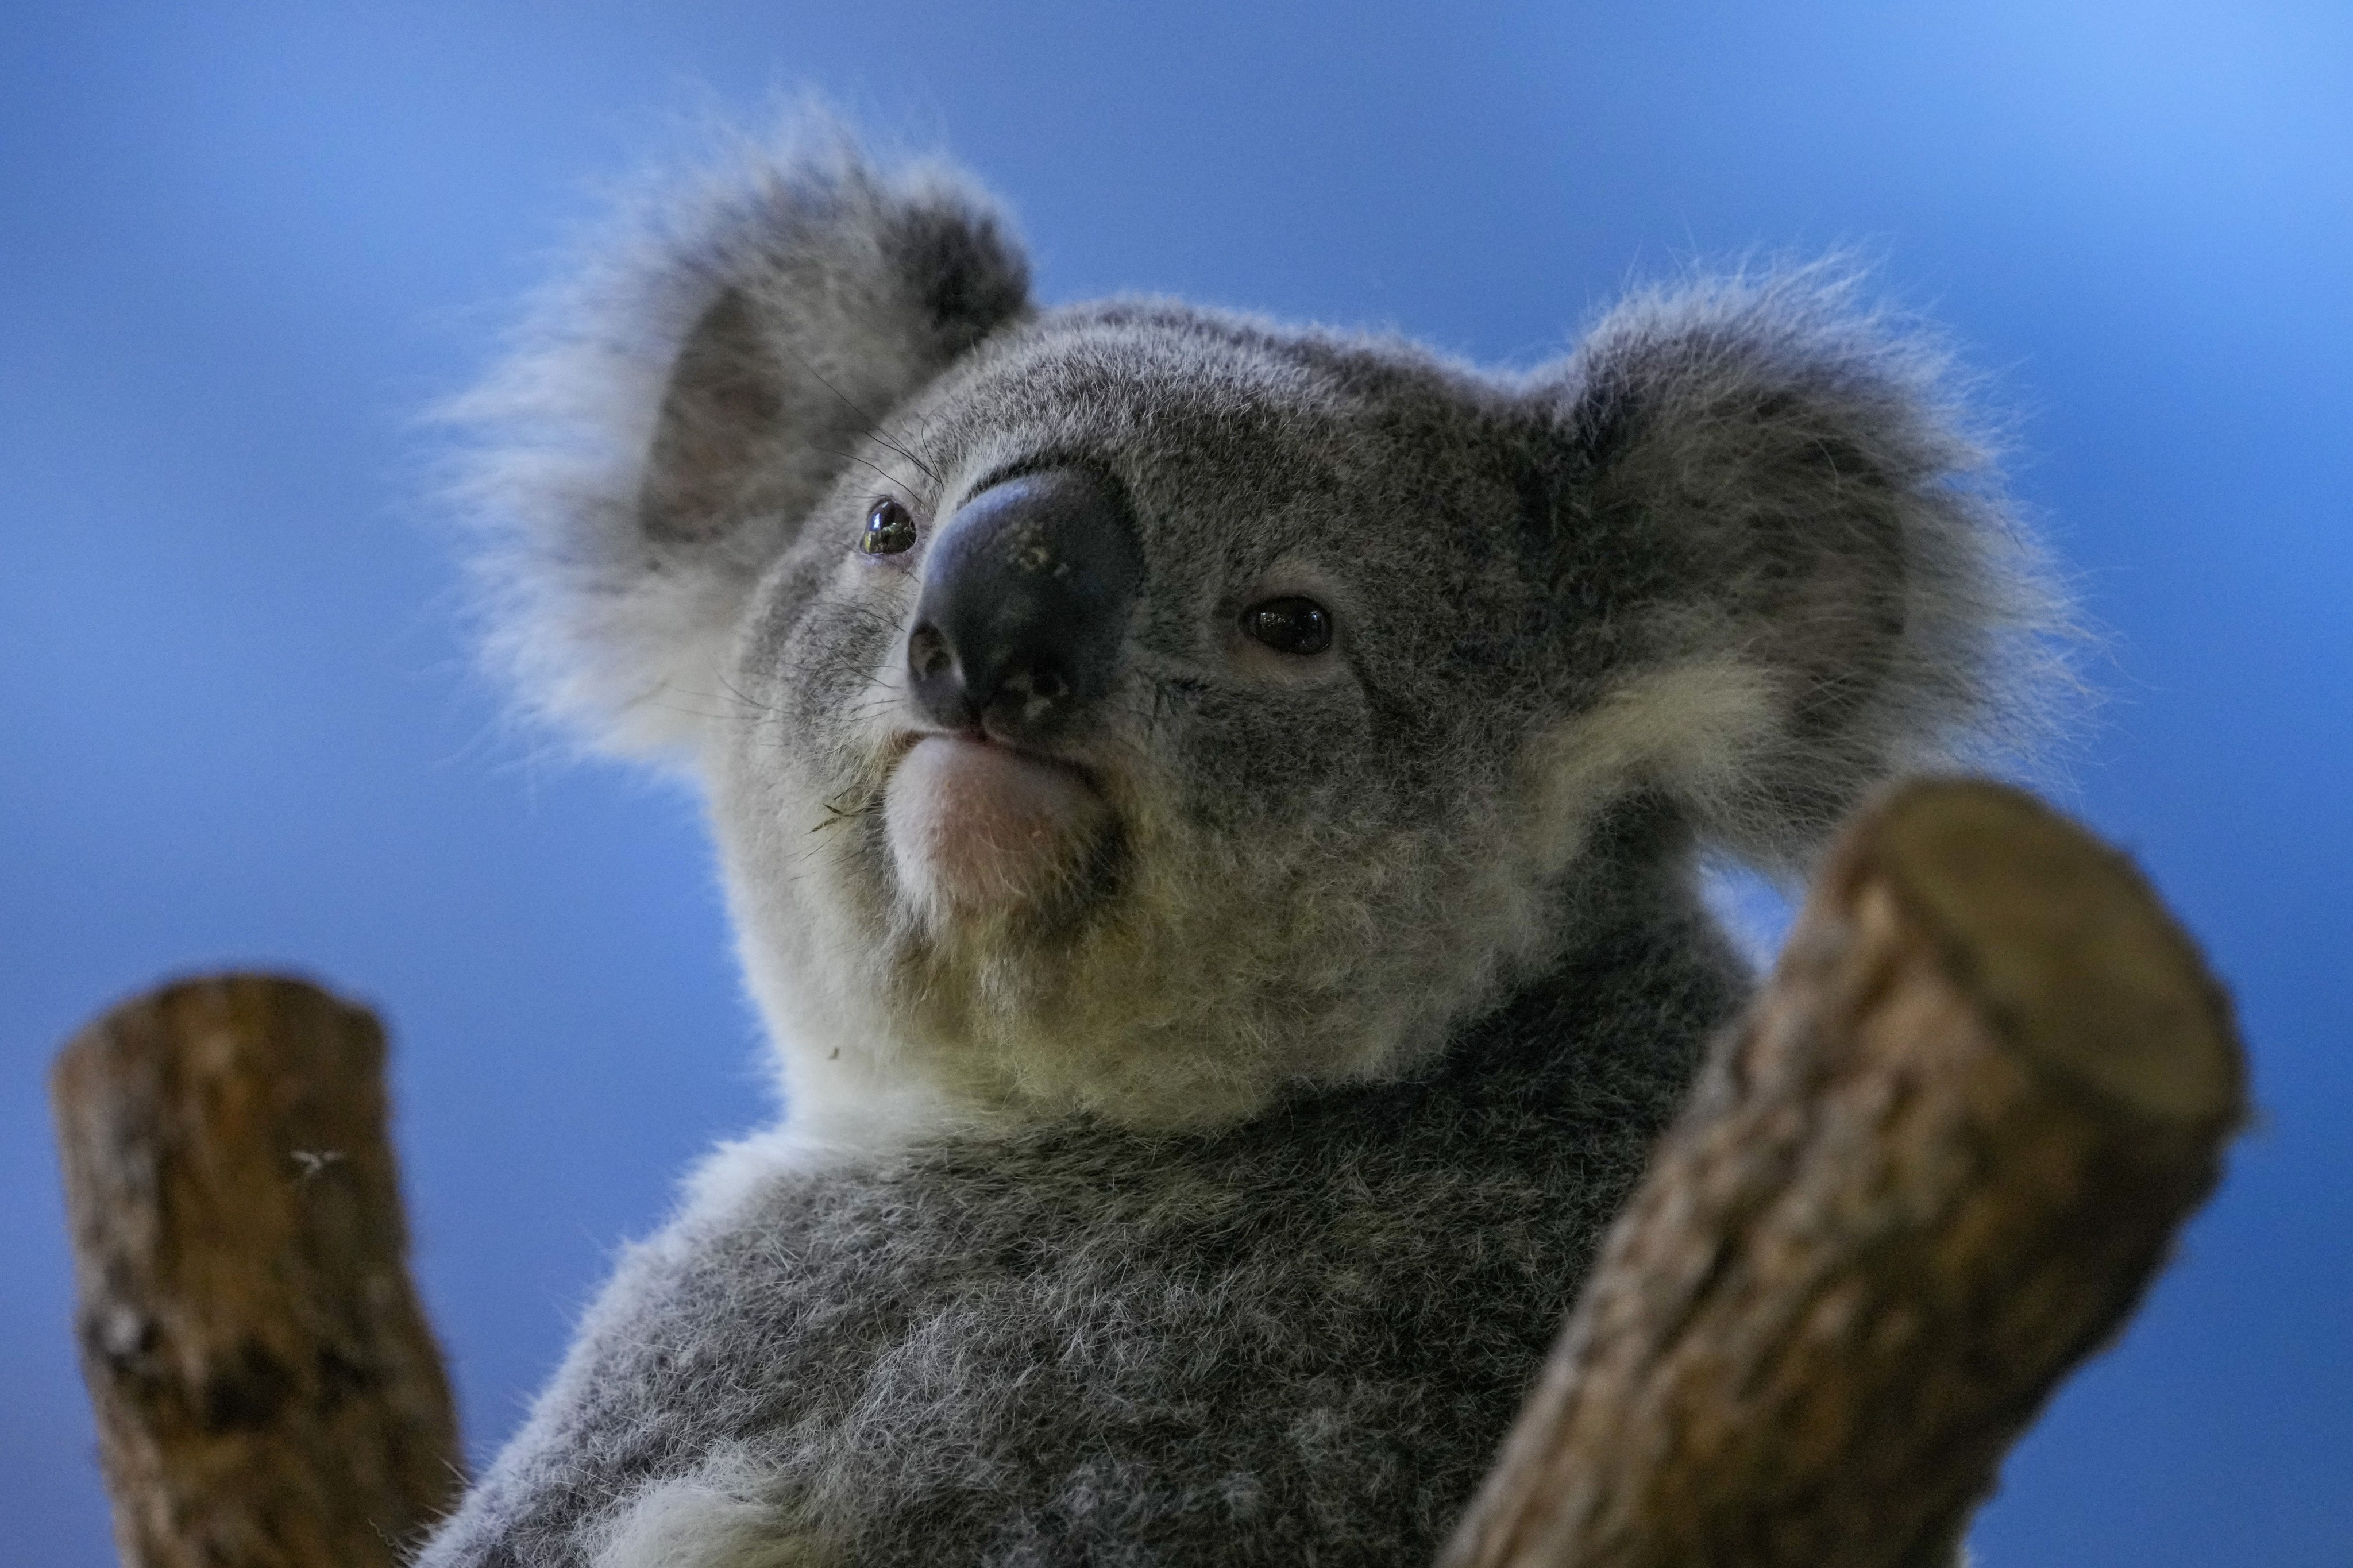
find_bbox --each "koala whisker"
[714,674,784,717]
[836,600,913,643]
[823,449,928,499]
[865,425,939,489]
[645,701,742,723]
[775,336,942,486]
[811,791,879,833]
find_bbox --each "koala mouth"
[881,734,1116,920]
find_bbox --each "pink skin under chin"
[882,736,1110,914]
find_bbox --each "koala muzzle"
[906,468,1144,745]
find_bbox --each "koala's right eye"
[1241,596,1334,655]
[861,499,917,555]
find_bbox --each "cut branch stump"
[1442,778,2247,1568]
[51,974,462,1568]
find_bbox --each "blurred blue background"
[4,3,2347,1563]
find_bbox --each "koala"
[417,126,2050,1568]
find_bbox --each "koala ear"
[635,284,789,543]
[1527,270,2059,871]
[454,130,1031,757]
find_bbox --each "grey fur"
[422,125,2058,1567]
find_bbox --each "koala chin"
[423,123,2058,1568]
[882,737,1106,917]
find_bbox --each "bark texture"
[1442,778,2246,1568]
[51,974,463,1568]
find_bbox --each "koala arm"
[411,1199,843,1568]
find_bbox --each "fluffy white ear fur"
[1520,656,1786,875]
[446,127,1031,759]
[1532,267,2071,872]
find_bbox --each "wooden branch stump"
[51,974,464,1568]
[1442,778,2247,1568]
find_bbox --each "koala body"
[419,129,2047,1567]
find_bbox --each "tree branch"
[1443,778,2246,1568]
[51,974,463,1568]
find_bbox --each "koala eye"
[1241,596,1333,656]
[861,499,917,555]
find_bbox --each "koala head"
[457,131,2052,1133]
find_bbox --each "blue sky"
[3,3,2347,1563]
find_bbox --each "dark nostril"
[908,624,955,684]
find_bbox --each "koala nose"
[905,468,1145,744]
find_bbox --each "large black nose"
[905,468,1145,744]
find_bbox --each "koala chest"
[536,1037,1694,1567]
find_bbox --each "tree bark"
[1442,778,2247,1568]
[51,974,464,1568]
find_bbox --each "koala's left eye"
[861,499,917,555]
[1241,596,1333,655]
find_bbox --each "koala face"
[460,136,2051,1136]
[711,307,1588,1126]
